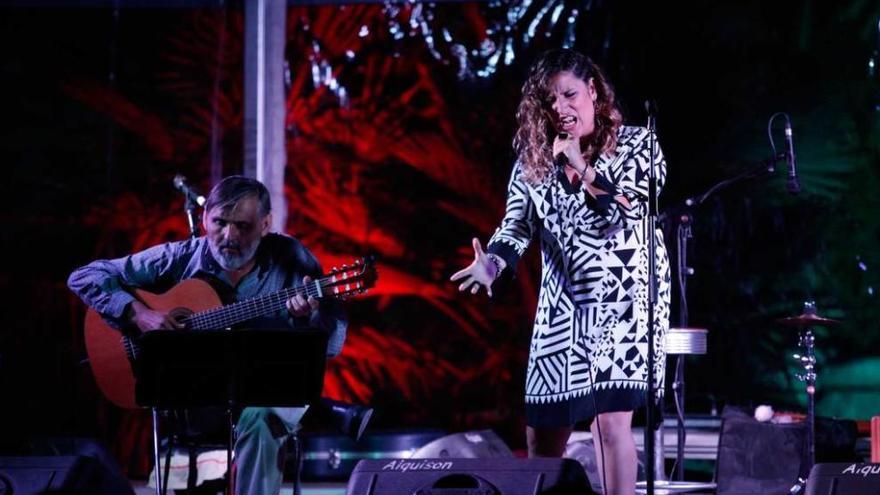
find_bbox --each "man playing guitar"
[68,175,348,495]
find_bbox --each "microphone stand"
[683,154,782,208]
[642,112,789,491]
[672,212,692,482]
[645,103,659,495]
[664,151,784,484]
[184,194,201,239]
[151,183,203,495]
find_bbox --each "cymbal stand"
[790,301,818,493]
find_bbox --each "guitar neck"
[185,280,323,330]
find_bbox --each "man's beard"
[208,240,259,271]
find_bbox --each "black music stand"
[135,329,328,495]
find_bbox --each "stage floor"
[131,481,348,495]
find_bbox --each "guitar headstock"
[324,255,377,299]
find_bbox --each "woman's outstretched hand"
[450,238,502,297]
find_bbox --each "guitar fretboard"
[183,279,325,330]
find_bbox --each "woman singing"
[451,48,670,495]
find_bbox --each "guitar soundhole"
[169,307,194,328]
[122,307,195,361]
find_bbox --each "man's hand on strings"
[286,275,320,317]
[129,300,184,332]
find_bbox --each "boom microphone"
[173,174,206,206]
[784,121,801,194]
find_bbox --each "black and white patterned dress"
[488,126,671,427]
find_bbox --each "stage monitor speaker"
[805,463,880,495]
[345,457,594,495]
[715,408,807,495]
[0,455,133,495]
[565,437,647,494]
[410,430,513,459]
[26,437,135,495]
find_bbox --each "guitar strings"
[183,275,353,330]
[187,283,316,330]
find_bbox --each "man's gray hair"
[204,176,271,216]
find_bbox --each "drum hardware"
[666,328,708,356]
[636,480,719,495]
[644,212,714,494]
[652,114,797,494]
[780,300,839,494]
[777,310,840,328]
[653,328,713,494]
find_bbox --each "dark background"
[1,0,878,475]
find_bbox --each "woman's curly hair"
[514,49,623,185]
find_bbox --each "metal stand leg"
[227,405,235,495]
[292,432,303,495]
[797,329,816,476]
[789,306,818,494]
[187,444,198,492]
[653,427,666,483]
[162,438,172,495]
[151,408,163,495]
[674,355,686,481]
[673,215,693,482]
[786,329,816,495]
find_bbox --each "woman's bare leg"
[590,410,636,495]
[526,425,574,458]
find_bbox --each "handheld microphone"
[554,153,569,169]
[784,121,801,194]
[173,174,206,206]
[554,132,570,169]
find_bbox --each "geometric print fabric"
[488,126,671,424]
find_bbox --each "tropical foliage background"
[1,0,878,475]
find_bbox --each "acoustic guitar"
[84,256,376,409]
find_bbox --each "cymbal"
[777,312,841,327]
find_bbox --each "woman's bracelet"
[567,163,593,184]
